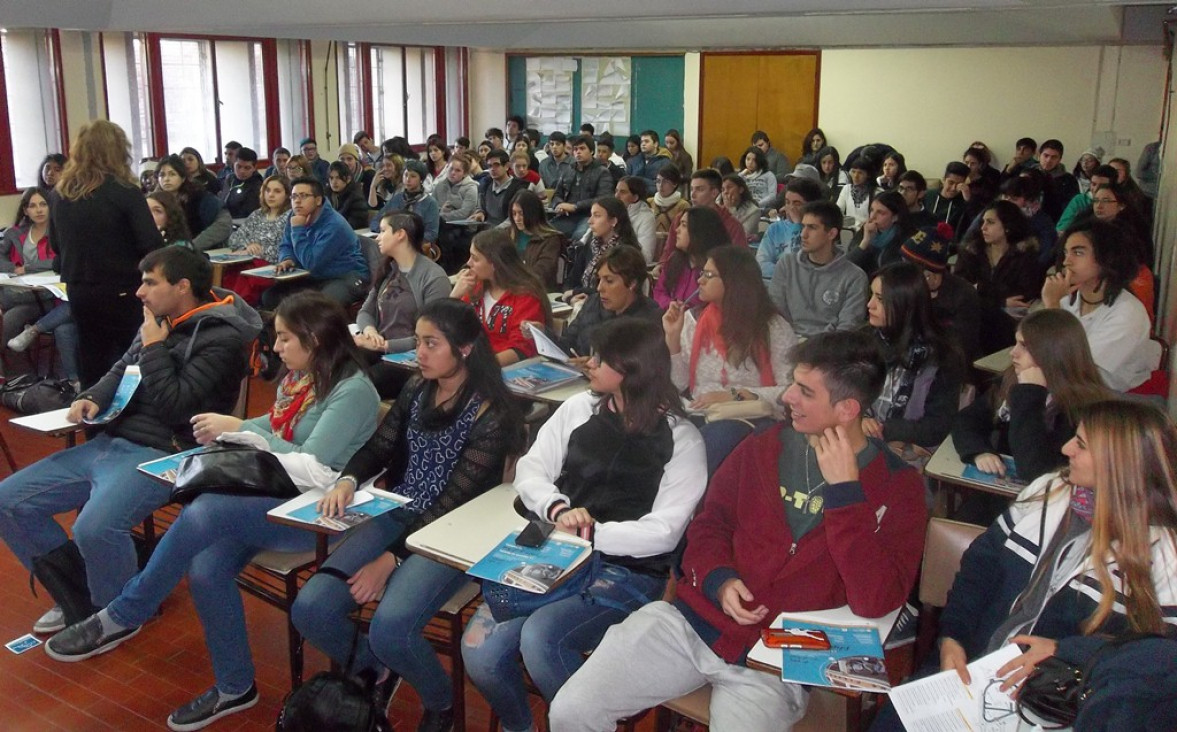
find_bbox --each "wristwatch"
[730,387,744,402]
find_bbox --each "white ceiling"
[0,1,1170,49]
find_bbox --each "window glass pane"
[159,38,216,161]
[1,29,64,189]
[102,32,153,163]
[371,45,404,143]
[337,43,364,146]
[275,39,309,154]
[405,47,436,145]
[214,40,267,154]
[444,47,465,143]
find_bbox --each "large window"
[0,28,65,191]
[102,32,154,164]
[337,42,365,146]
[338,42,450,147]
[275,39,311,155]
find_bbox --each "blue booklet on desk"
[136,446,212,483]
[501,361,583,395]
[961,456,1027,490]
[208,251,255,265]
[778,617,890,692]
[281,489,407,532]
[381,351,419,368]
[240,265,310,280]
[467,531,592,594]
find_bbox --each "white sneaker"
[33,605,65,634]
[8,326,38,353]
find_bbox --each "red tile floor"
[0,378,599,732]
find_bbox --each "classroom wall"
[469,49,507,143]
[816,45,1166,180]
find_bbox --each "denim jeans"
[0,433,171,606]
[36,302,79,381]
[106,493,319,694]
[461,560,665,732]
[292,511,469,712]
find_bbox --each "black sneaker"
[167,684,259,731]
[44,615,141,662]
[417,706,454,732]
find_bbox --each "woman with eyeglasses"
[653,205,731,309]
[1087,183,1155,319]
[462,316,707,732]
[663,245,797,473]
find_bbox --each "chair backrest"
[357,235,384,285]
[919,518,985,608]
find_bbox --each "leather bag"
[169,445,299,504]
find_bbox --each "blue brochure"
[778,617,890,693]
[467,530,592,594]
[84,365,141,424]
[283,492,406,532]
[136,446,212,483]
[381,351,419,368]
[501,361,583,395]
[961,455,1027,490]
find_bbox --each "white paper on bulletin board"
[526,57,576,131]
[581,57,631,136]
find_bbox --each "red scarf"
[269,370,316,441]
[688,304,775,393]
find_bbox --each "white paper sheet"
[889,644,1022,732]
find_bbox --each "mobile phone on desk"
[515,519,555,548]
[761,628,832,651]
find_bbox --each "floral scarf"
[582,231,620,289]
[270,370,316,441]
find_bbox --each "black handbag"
[169,445,299,504]
[31,540,97,627]
[1,376,76,414]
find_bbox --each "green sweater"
[241,370,379,470]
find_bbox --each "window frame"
[338,42,451,149]
[0,28,68,195]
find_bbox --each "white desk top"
[405,483,525,570]
[973,346,1012,376]
[10,407,82,436]
[924,435,1022,497]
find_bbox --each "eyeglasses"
[698,270,721,280]
[290,193,317,201]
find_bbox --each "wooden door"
[699,52,820,171]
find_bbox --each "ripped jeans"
[461,558,665,732]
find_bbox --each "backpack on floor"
[0,376,76,414]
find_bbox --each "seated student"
[0,247,260,636]
[222,175,292,305]
[423,139,451,194]
[756,177,825,279]
[300,137,331,184]
[38,152,66,190]
[326,161,371,230]
[551,329,928,732]
[431,154,478,223]
[720,173,761,243]
[738,146,777,209]
[622,135,641,164]
[45,292,377,731]
[217,141,241,184]
[507,190,563,291]
[355,211,450,399]
[751,130,791,180]
[798,127,827,166]
[538,132,574,189]
[181,147,221,195]
[339,142,376,201]
[658,169,748,272]
[262,177,370,309]
[770,200,868,337]
[450,229,553,365]
[896,170,935,228]
[899,224,983,362]
[472,149,527,228]
[1037,139,1079,224]
[870,400,1177,732]
[595,137,626,187]
[551,135,615,241]
[372,160,440,253]
[555,244,662,361]
[485,127,505,151]
[564,196,642,299]
[1056,164,1116,233]
[625,129,672,184]
[647,165,690,261]
[954,308,1112,490]
[284,154,310,183]
[836,156,878,231]
[295,299,524,732]
[953,200,1044,354]
[510,151,544,198]
[1089,183,1155,317]
[263,146,290,179]
[654,205,731,309]
[1073,148,1103,195]
[864,262,965,454]
[155,154,232,251]
[960,174,1057,267]
[665,129,694,179]
[1041,219,1160,393]
[367,153,404,210]
[147,189,194,248]
[846,190,918,277]
[961,143,1002,223]
[1000,136,1039,179]
[463,317,707,732]
[664,245,797,473]
[709,156,735,177]
[923,161,970,240]
[615,176,657,262]
[815,145,849,201]
[877,151,907,192]
[218,147,263,219]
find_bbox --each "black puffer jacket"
[79,288,263,452]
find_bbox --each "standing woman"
[653,205,731,308]
[799,127,827,166]
[354,211,450,398]
[720,173,761,243]
[739,146,777,208]
[155,154,232,251]
[223,175,292,304]
[507,189,564,291]
[663,245,797,473]
[49,120,163,387]
[564,196,641,298]
[953,200,1044,353]
[863,262,965,454]
[450,229,553,365]
[462,317,707,732]
[295,299,525,732]
[665,129,694,178]
[46,292,380,731]
[180,147,221,195]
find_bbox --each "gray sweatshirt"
[355,256,451,353]
[769,249,867,338]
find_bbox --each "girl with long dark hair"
[155,153,232,250]
[653,205,730,308]
[508,189,564,290]
[564,196,641,298]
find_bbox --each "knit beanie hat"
[900,223,954,272]
[403,159,429,179]
[337,143,361,160]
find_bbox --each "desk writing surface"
[11,408,81,436]
[406,484,525,570]
[974,346,1012,375]
[924,435,1021,498]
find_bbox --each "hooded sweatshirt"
[769,249,868,338]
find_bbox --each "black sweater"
[951,383,1073,483]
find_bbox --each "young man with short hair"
[897,170,935,228]
[299,137,330,184]
[923,161,970,240]
[0,247,260,636]
[1056,164,1117,233]
[484,127,505,151]
[505,115,526,148]
[550,329,928,732]
[756,177,824,278]
[596,137,625,186]
[217,141,242,182]
[472,149,527,227]
[352,130,379,167]
[538,131,572,189]
[770,200,868,337]
[1002,136,1039,178]
[550,135,614,240]
[625,129,671,184]
[751,130,793,181]
[658,169,749,267]
[1037,139,1079,224]
[219,147,263,218]
[265,177,369,309]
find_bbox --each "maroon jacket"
[676,424,928,663]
